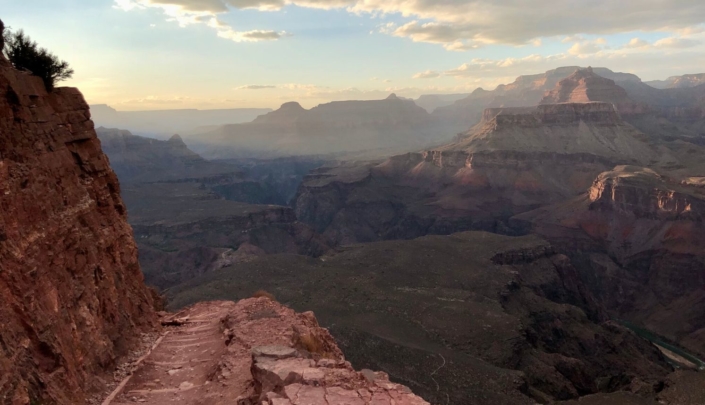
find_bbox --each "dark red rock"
[0,56,157,404]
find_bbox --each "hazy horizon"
[3,0,705,110]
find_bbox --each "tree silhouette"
[2,28,74,91]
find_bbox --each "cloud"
[413,70,441,79]
[568,41,602,56]
[117,0,705,50]
[444,54,565,78]
[116,0,286,42]
[625,37,650,48]
[562,35,584,43]
[381,21,485,50]
[654,36,701,48]
[236,84,278,89]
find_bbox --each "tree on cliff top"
[2,28,74,91]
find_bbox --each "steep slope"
[0,55,157,403]
[187,95,453,159]
[294,103,668,244]
[168,232,673,404]
[513,166,705,354]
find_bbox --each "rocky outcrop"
[513,166,705,354]
[0,55,156,403]
[107,299,429,404]
[167,232,673,404]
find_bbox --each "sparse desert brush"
[294,333,337,359]
[252,289,276,301]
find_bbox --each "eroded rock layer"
[0,58,156,404]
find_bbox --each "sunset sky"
[3,0,705,110]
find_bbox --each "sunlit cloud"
[116,0,705,50]
[413,70,441,79]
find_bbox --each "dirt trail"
[104,301,249,405]
[102,299,429,405]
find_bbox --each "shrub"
[2,28,74,91]
[252,290,276,301]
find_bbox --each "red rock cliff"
[0,56,157,403]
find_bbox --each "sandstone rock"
[253,346,299,360]
[0,54,156,403]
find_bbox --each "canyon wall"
[0,56,156,403]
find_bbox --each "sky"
[2,0,705,110]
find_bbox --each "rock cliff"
[0,55,157,403]
[513,166,705,354]
[540,68,630,105]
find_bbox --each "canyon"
[0,42,426,405]
[5,47,705,405]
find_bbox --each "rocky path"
[104,301,249,405]
[102,299,429,405]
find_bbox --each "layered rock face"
[294,103,665,244]
[187,95,453,159]
[513,166,705,354]
[0,57,156,403]
[168,232,673,404]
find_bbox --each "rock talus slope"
[0,58,158,403]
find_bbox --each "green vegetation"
[2,26,73,91]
